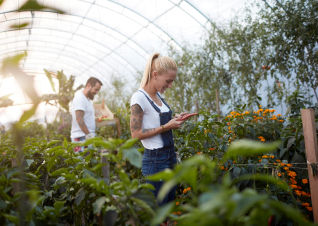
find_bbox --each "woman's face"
[153,69,177,93]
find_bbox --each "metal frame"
[0,0,212,81]
[0,14,144,71]
[0,48,112,87]
[0,27,139,73]
[0,39,135,75]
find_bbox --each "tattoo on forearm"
[130,104,143,132]
[142,128,155,133]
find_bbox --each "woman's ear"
[152,70,158,79]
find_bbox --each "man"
[70,77,102,146]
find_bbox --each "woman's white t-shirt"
[130,89,170,150]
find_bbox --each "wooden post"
[301,109,318,222]
[101,150,110,184]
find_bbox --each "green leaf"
[1,52,27,72]
[287,137,295,149]
[146,168,174,181]
[54,200,65,214]
[10,22,30,29]
[232,174,289,191]
[151,202,174,226]
[18,0,65,14]
[157,179,177,202]
[93,196,107,215]
[269,200,311,225]
[75,188,86,206]
[44,69,56,92]
[50,168,69,177]
[83,137,115,150]
[19,103,39,123]
[26,159,34,167]
[120,138,138,149]
[130,197,155,216]
[3,214,19,224]
[122,147,142,168]
[231,189,267,218]
[222,139,280,161]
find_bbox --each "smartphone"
[177,113,198,121]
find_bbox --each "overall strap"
[157,93,172,112]
[138,90,161,113]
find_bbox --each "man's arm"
[75,110,89,135]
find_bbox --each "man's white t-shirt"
[130,89,170,150]
[70,90,96,139]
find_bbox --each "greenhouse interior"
[0,0,317,225]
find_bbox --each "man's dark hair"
[85,77,103,87]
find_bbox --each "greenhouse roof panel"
[0,0,248,91]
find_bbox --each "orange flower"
[258,136,265,142]
[301,191,310,196]
[197,152,202,155]
[176,201,180,206]
[227,122,231,125]
[306,207,313,211]
[183,189,188,194]
[290,184,298,189]
[288,171,297,177]
[262,155,268,158]
[290,179,297,185]
[284,167,289,171]
[277,172,282,177]
[286,164,292,167]
[294,190,302,196]
[276,159,281,163]
[177,211,182,215]
[220,166,225,170]
[279,120,284,122]
[301,203,310,207]
[209,148,215,151]
[302,179,308,184]
[186,187,191,191]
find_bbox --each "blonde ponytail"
[140,53,177,88]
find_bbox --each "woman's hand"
[174,112,188,121]
[164,117,184,130]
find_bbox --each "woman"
[130,53,185,205]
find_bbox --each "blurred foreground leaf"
[223,139,280,161]
[18,0,65,14]
[10,22,30,29]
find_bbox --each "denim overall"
[139,90,177,205]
